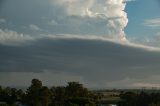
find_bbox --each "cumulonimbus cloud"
[49,0,128,41]
[0,0,128,41]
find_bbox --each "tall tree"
[66,82,88,98]
[26,79,42,106]
[53,86,66,106]
[40,86,51,106]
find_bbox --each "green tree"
[65,82,97,106]
[51,86,66,106]
[40,86,51,106]
[66,82,89,98]
[26,79,42,106]
[9,88,17,104]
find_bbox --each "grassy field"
[100,97,121,104]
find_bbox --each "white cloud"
[142,32,160,47]
[48,20,58,26]
[156,32,160,36]
[42,34,160,51]
[144,18,160,27]
[0,0,129,41]
[29,24,41,31]
[124,0,135,2]
[49,0,128,41]
[0,29,34,45]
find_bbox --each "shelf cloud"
[0,38,160,88]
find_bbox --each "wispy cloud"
[144,18,160,27]
[124,0,136,2]
[29,24,41,31]
[0,29,34,46]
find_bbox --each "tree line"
[0,79,102,106]
[118,91,160,106]
[1,79,160,106]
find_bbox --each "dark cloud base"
[1,38,160,84]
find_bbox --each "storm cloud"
[1,38,160,88]
[0,0,160,88]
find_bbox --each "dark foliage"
[1,79,160,106]
[118,91,160,106]
[0,79,100,106]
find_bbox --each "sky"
[0,0,160,89]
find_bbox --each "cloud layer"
[1,38,160,88]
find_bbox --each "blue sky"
[0,0,160,88]
[125,0,160,39]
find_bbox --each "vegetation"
[118,91,160,106]
[1,79,160,106]
[0,79,101,106]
